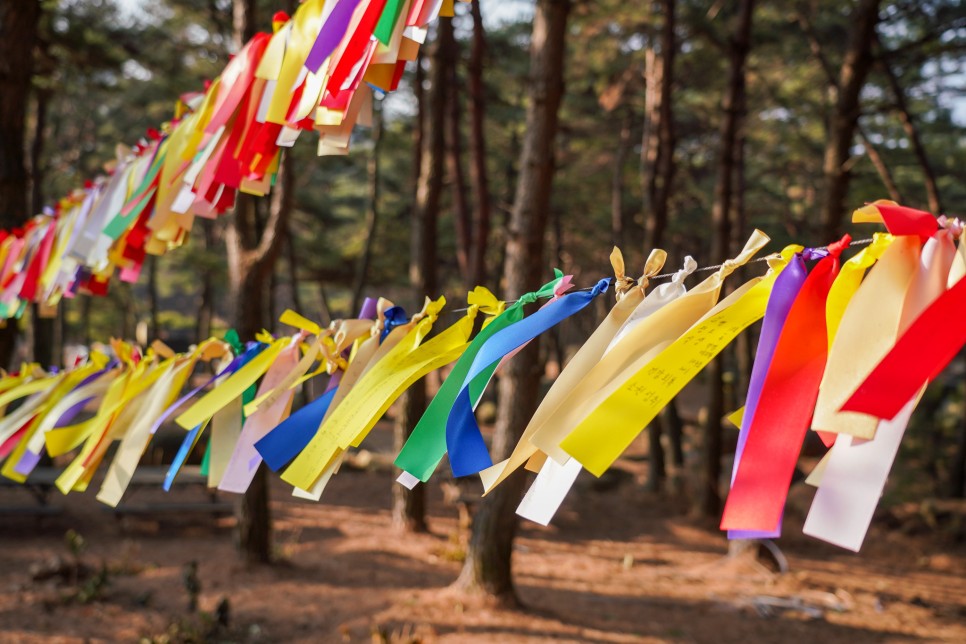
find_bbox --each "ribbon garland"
[0,201,961,555]
[0,0,464,323]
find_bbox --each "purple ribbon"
[304,0,365,74]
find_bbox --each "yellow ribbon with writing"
[529,231,774,464]
[561,248,794,476]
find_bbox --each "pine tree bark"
[0,0,42,368]
[819,0,882,239]
[611,110,632,249]
[467,0,492,287]
[642,0,676,252]
[703,0,754,518]
[393,383,428,532]
[228,150,294,564]
[442,18,471,285]
[392,17,450,533]
[285,222,302,314]
[641,1,679,489]
[455,0,571,604]
[31,85,55,367]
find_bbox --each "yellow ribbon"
[283,297,479,491]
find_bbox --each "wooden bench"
[109,465,234,519]
[0,465,232,519]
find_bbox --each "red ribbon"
[875,203,938,239]
[720,237,849,531]
[841,274,965,420]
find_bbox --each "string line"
[446,237,876,313]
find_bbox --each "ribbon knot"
[636,249,669,292]
[554,275,575,298]
[410,296,446,325]
[381,306,408,341]
[825,234,852,258]
[939,215,964,239]
[467,286,504,316]
[590,278,612,297]
[802,247,828,262]
[609,247,636,297]
[719,258,740,276]
[672,256,698,286]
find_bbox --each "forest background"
[0,0,965,621]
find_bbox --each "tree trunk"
[819,0,881,239]
[351,105,382,314]
[196,221,216,341]
[467,0,492,287]
[456,0,571,604]
[30,85,55,367]
[703,0,754,519]
[642,0,676,252]
[232,0,257,50]
[237,465,272,565]
[393,16,450,533]
[228,0,295,565]
[228,150,294,564]
[0,0,42,369]
[285,222,302,314]
[442,18,471,285]
[640,1,678,489]
[413,50,425,201]
[665,399,685,469]
[611,110,632,249]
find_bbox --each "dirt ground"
[1,422,965,644]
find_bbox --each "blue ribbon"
[164,422,204,491]
[254,386,338,471]
[446,278,612,477]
